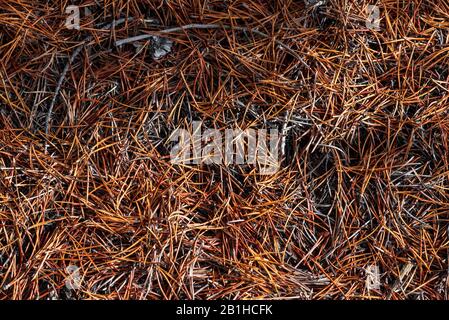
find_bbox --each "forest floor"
[0,0,449,299]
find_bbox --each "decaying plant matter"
[0,0,449,299]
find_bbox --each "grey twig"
[115,24,310,69]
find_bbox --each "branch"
[114,24,310,69]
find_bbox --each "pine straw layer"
[0,0,449,300]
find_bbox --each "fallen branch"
[115,23,310,69]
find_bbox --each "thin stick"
[115,24,310,69]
